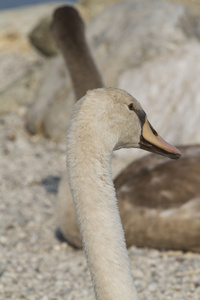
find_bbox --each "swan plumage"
[115,144,200,251]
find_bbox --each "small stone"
[0,236,8,245]
[7,132,16,141]
[148,282,157,292]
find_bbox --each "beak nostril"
[148,121,158,136]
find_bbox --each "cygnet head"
[68,87,181,159]
[51,6,84,47]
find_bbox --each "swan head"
[51,6,85,47]
[70,87,181,159]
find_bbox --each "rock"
[25,0,200,143]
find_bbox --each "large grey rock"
[26,0,200,143]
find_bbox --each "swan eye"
[128,103,134,111]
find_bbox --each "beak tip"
[141,118,182,160]
[172,148,181,159]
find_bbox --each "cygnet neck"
[52,6,104,99]
[64,37,103,99]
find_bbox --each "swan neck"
[67,136,138,300]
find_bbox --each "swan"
[115,144,200,251]
[67,87,180,299]
[52,5,200,252]
[59,144,200,251]
[53,5,200,253]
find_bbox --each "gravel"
[0,107,200,300]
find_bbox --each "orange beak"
[140,117,181,159]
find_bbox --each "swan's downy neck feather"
[67,123,138,299]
